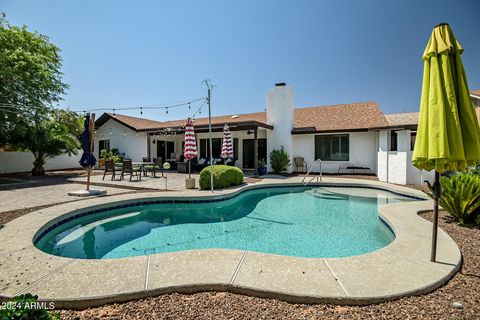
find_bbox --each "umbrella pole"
[431,171,440,262]
[86,114,95,192]
[188,160,191,179]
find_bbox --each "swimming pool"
[34,186,417,259]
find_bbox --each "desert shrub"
[429,174,480,224]
[0,293,59,319]
[467,161,480,175]
[269,146,291,174]
[199,165,244,190]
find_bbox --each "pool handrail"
[302,159,322,185]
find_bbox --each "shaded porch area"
[145,120,272,176]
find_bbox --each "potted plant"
[98,149,108,168]
[258,158,267,176]
[99,149,124,168]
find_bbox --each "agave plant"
[430,174,480,224]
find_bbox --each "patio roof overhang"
[144,121,273,135]
[291,127,373,134]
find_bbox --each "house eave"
[291,128,372,135]
[143,121,273,133]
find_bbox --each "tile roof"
[97,113,164,131]
[470,90,480,97]
[159,111,268,129]
[385,112,419,127]
[386,107,480,128]
[293,101,388,132]
[96,101,389,133]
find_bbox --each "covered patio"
[94,112,273,177]
[145,120,272,176]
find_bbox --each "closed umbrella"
[183,118,198,178]
[412,23,480,262]
[79,113,97,190]
[221,124,233,160]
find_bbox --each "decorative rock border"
[0,177,461,309]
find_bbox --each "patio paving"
[0,179,129,213]
[68,170,201,191]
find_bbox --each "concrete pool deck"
[0,177,461,308]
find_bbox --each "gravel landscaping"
[58,210,479,320]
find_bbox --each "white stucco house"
[93,84,480,185]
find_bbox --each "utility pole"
[202,80,215,193]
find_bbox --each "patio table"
[132,161,154,177]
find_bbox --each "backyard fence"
[0,151,82,174]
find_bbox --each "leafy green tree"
[0,13,68,147]
[0,14,78,175]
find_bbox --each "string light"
[69,97,205,114]
[2,97,208,122]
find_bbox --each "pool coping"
[0,177,462,309]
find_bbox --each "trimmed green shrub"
[0,293,60,319]
[199,165,244,190]
[269,146,291,174]
[429,174,480,224]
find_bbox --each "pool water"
[35,186,416,259]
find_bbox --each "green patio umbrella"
[412,23,480,262]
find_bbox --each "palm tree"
[25,110,81,175]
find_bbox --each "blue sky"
[3,0,480,121]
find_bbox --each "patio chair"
[194,157,209,172]
[224,157,236,166]
[145,157,164,177]
[293,157,307,173]
[120,160,142,181]
[102,159,117,180]
[337,163,373,175]
[142,157,151,176]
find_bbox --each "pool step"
[305,188,348,200]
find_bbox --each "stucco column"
[254,128,258,176]
[266,84,295,173]
[147,134,151,159]
[378,130,391,151]
[396,130,412,152]
[377,130,391,182]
